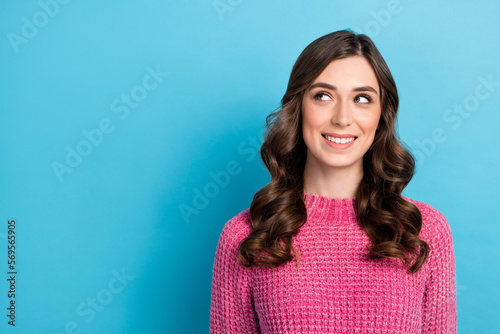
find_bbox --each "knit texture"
[209,193,457,333]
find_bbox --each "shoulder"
[217,209,253,249]
[402,196,453,245]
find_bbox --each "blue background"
[1,0,499,333]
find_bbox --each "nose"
[331,100,352,126]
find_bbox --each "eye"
[354,94,372,104]
[313,92,332,101]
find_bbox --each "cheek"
[301,104,320,148]
[301,114,313,147]
[301,104,313,133]
[302,103,325,131]
[358,110,381,135]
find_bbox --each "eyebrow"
[308,82,378,95]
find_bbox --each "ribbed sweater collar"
[303,192,358,224]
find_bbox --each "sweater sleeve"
[419,203,458,333]
[209,211,261,334]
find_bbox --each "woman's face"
[301,56,382,176]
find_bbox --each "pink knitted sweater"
[209,193,457,333]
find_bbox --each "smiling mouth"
[322,134,357,144]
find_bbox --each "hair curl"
[237,30,429,273]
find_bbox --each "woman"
[210,30,457,333]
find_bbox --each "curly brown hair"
[237,30,429,273]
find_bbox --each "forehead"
[312,56,379,92]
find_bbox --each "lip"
[322,133,357,138]
[322,133,357,149]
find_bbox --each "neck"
[302,160,363,199]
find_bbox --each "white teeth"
[324,135,355,144]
